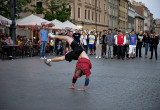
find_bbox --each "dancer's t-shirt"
[73,58,92,79]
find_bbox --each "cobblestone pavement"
[0,48,160,110]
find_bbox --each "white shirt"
[80,35,87,46]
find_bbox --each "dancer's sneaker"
[44,59,51,66]
[48,33,55,38]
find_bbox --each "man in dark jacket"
[136,31,143,57]
[150,33,159,60]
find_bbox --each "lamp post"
[10,0,17,44]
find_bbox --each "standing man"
[128,30,137,58]
[115,30,126,60]
[88,31,95,55]
[39,25,48,59]
[86,29,90,54]
[104,29,114,59]
[72,29,81,44]
[149,33,159,60]
[136,31,143,57]
[113,29,118,58]
[102,30,107,57]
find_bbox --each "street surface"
[0,48,160,110]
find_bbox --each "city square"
[0,0,160,110]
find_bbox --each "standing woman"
[80,32,88,53]
[143,32,150,58]
[95,32,102,58]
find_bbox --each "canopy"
[0,15,12,25]
[51,19,68,29]
[16,14,53,27]
[63,20,79,30]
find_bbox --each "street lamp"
[10,0,17,44]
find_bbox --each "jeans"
[106,45,113,58]
[40,41,47,58]
[145,43,149,55]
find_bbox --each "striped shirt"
[89,35,95,44]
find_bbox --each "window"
[99,14,101,22]
[36,2,43,14]
[85,10,87,19]
[92,12,94,21]
[78,8,81,18]
[88,10,90,20]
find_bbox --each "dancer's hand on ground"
[68,86,74,89]
[77,88,85,91]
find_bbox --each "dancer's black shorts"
[65,40,84,62]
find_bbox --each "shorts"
[129,45,136,54]
[89,44,94,50]
[65,40,84,62]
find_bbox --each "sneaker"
[99,56,101,58]
[40,57,44,60]
[48,33,55,38]
[95,56,98,58]
[44,56,46,59]
[44,59,51,66]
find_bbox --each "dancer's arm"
[77,76,90,91]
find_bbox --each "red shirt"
[117,35,125,45]
[73,58,92,79]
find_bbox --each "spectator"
[136,31,143,58]
[18,37,23,45]
[102,30,107,57]
[49,39,54,55]
[80,32,88,53]
[4,36,14,59]
[39,25,48,59]
[128,30,137,59]
[88,31,95,55]
[56,41,63,55]
[115,30,126,60]
[105,29,114,59]
[86,29,90,54]
[124,32,129,58]
[72,29,81,44]
[143,32,150,58]
[95,31,102,58]
[113,29,118,58]
[149,33,159,60]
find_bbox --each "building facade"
[107,0,119,30]
[67,0,108,31]
[154,19,160,34]
[127,2,135,32]
[134,13,144,34]
[118,0,128,33]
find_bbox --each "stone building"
[134,13,144,34]
[67,0,108,31]
[107,0,119,30]
[127,2,135,32]
[118,0,129,33]
[154,19,160,34]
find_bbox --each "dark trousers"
[136,46,142,57]
[150,46,157,59]
[56,49,63,55]
[49,46,54,53]
[117,45,124,59]
[113,45,117,56]
[124,45,129,58]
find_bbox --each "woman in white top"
[96,31,102,58]
[80,32,88,53]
